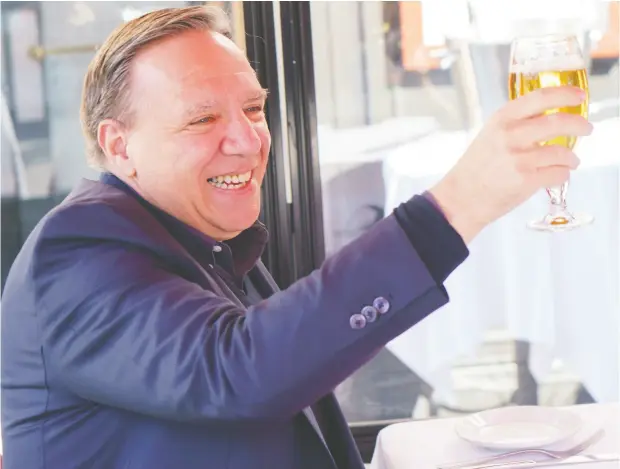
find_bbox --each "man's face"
[121,30,270,240]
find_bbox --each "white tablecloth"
[382,118,620,404]
[370,403,620,469]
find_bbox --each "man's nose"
[220,115,262,156]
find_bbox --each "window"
[306,0,619,432]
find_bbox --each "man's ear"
[97,119,136,177]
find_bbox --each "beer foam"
[510,55,586,74]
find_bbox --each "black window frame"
[243,0,395,461]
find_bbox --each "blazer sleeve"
[32,203,465,424]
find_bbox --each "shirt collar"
[99,172,269,280]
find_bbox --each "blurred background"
[1,0,618,461]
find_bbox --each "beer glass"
[508,34,592,232]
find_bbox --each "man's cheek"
[257,127,271,153]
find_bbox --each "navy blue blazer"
[1,175,467,469]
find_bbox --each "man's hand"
[429,86,592,244]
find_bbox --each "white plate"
[455,406,583,450]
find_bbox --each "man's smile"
[207,170,252,189]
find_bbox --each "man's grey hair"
[80,6,232,169]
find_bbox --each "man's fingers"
[509,112,593,149]
[517,145,580,173]
[498,86,587,121]
[520,145,577,188]
[533,166,571,188]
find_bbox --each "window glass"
[309,0,619,423]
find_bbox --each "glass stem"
[546,181,569,212]
[549,199,567,217]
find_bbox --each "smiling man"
[91,24,270,240]
[0,6,592,469]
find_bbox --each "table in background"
[370,403,620,469]
[382,118,620,405]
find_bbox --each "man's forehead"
[181,70,261,87]
[131,30,259,96]
[180,71,266,101]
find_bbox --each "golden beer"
[509,34,594,231]
[508,64,589,149]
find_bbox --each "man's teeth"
[207,171,252,189]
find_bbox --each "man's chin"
[213,212,260,240]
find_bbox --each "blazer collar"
[99,172,269,280]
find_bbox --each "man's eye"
[246,106,264,114]
[193,116,216,125]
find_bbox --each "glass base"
[527,211,594,232]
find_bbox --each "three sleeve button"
[350,297,390,330]
[373,297,390,314]
[361,305,378,323]
[349,314,367,330]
